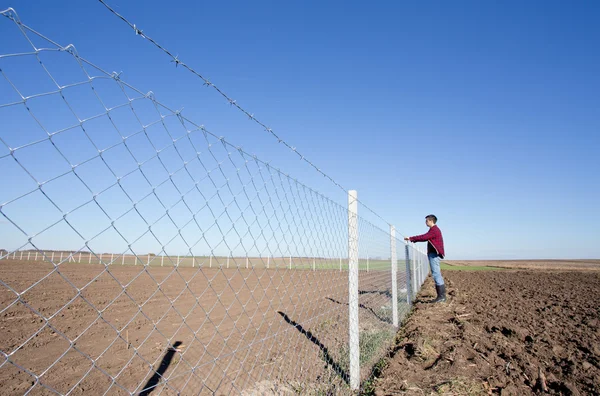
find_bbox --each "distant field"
[440,263,505,271]
[443,259,600,271]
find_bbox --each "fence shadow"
[139,341,183,396]
[359,289,392,299]
[277,311,349,385]
[326,297,392,325]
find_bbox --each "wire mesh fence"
[0,8,430,395]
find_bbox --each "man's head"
[425,214,437,228]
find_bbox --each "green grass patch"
[336,328,394,374]
[440,263,505,271]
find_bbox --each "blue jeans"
[428,253,444,286]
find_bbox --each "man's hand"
[404,237,411,241]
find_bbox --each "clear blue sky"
[1,0,598,259]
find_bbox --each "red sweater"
[409,225,445,258]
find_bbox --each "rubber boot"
[432,284,446,303]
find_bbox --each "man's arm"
[404,228,434,242]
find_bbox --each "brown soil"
[0,259,398,395]
[373,270,600,395]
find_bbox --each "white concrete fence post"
[390,225,398,327]
[348,189,360,391]
[420,249,425,286]
[405,243,413,304]
[411,244,418,296]
[420,248,425,286]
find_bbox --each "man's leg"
[428,253,444,286]
[428,253,446,302]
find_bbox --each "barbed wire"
[95,0,401,235]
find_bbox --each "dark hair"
[425,214,437,224]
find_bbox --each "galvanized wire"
[0,8,429,395]
[95,0,398,233]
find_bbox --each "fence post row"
[390,225,398,327]
[347,190,360,391]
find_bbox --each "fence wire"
[95,0,395,231]
[0,8,429,395]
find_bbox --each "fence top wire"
[95,0,398,232]
[0,7,404,250]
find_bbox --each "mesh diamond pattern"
[0,9,429,395]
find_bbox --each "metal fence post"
[348,190,360,391]
[411,245,418,296]
[390,225,398,327]
[405,243,413,305]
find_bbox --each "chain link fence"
[0,8,430,395]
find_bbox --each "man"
[404,214,446,303]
